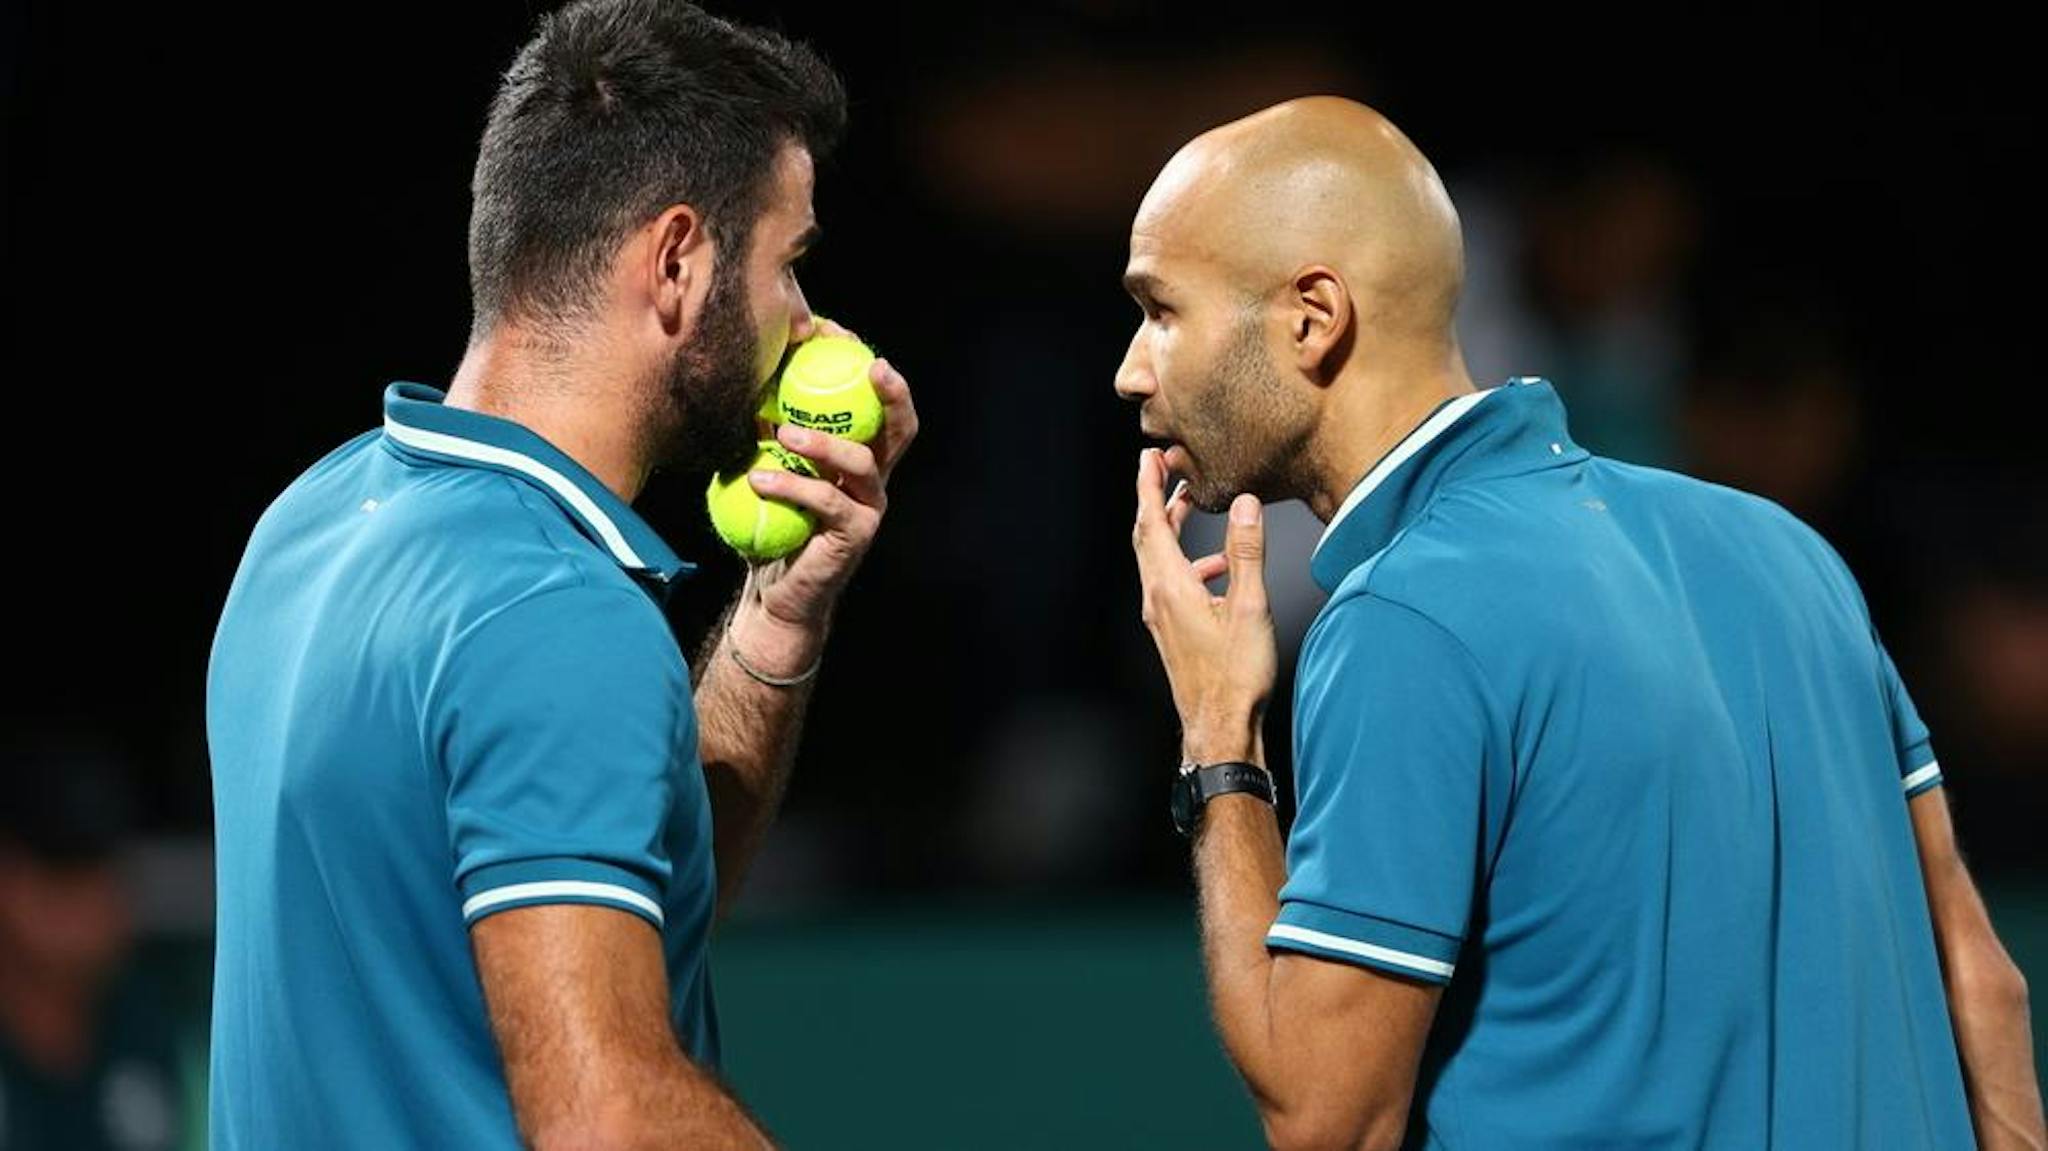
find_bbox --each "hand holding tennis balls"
[717,319,918,665]
[706,324,891,563]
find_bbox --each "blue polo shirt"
[206,383,719,1149]
[1267,380,1972,1148]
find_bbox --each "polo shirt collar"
[1310,377,1587,592]
[379,382,695,587]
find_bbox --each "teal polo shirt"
[1268,379,1972,1148]
[206,383,718,1149]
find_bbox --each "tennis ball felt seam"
[706,442,814,561]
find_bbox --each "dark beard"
[1180,312,1310,512]
[652,252,767,477]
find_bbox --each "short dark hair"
[467,0,846,337]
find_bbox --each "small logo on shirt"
[1581,499,1609,513]
[360,499,381,514]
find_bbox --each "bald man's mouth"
[1147,434,1192,475]
[1140,411,1195,475]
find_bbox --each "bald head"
[1116,98,1474,516]
[1131,97,1464,344]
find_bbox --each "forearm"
[1937,899,2045,1149]
[1185,730,1296,1104]
[1194,788,1290,1099]
[1186,732,1421,1151]
[1911,793,2048,1149]
[1951,953,2045,1150]
[1199,778,1412,1151]
[475,907,776,1150]
[694,585,824,916]
[525,1048,771,1151]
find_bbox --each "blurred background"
[4,2,2043,1147]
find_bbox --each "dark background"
[4,3,2044,1145]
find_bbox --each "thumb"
[1225,494,1267,612]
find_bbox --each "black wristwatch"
[1170,761,1276,838]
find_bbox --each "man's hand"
[1131,447,1278,764]
[694,322,916,916]
[1133,447,1434,1150]
[735,320,918,673]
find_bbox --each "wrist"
[1181,714,1264,768]
[1171,759,1276,839]
[729,601,826,681]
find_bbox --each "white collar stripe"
[1314,389,1497,559]
[383,418,648,570]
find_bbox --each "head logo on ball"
[777,335,881,444]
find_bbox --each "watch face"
[1170,772,1195,836]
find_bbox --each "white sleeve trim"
[462,880,664,926]
[1901,761,1942,793]
[1266,922,1455,979]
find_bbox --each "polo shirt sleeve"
[1876,635,1942,798]
[1267,592,1507,985]
[432,585,691,932]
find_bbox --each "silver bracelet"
[725,624,821,688]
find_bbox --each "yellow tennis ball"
[705,442,817,561]
[778,334,882,444]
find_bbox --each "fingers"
[1134,449,1215,629]
[809,315,854,341]
[1131,448,1179,565]
[747,467,878,539]
[868,357,919,482]
[1223,494,1268,615]
[1189,552,1227,584]
[774,424,884,508]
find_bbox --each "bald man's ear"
[648,204,710,337]
[1289,267,1352,385]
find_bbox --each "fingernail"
[749,470,775,486]
[1231,495,1260,524]
[781,425,813,446]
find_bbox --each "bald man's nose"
[1114,327,1153,403]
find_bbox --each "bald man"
[1122,98,2042,1150]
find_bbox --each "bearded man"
[205,4,916,1146]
